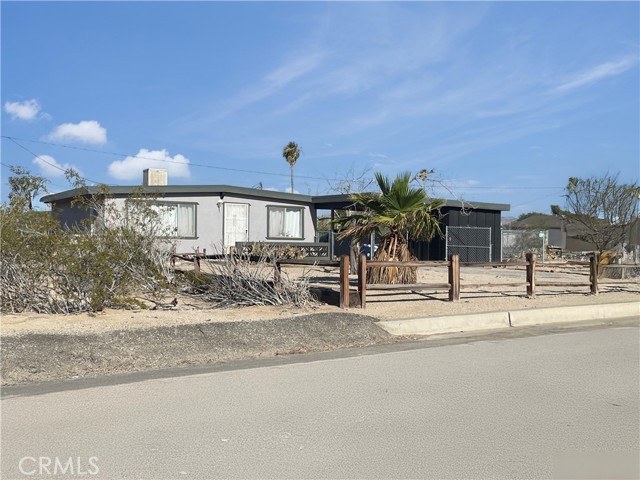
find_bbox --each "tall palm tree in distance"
[282,141,301,193]
[334,171,443,284]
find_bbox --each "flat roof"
[42,186,510,212]
[41,185,315,204]
[311,194,510,212]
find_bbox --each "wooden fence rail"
[339,252,604,309]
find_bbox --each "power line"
[3,135,573,194]
[1,135,328,182]
[511,191,564,209]
[1,135,567,190]
[4,137,103,185]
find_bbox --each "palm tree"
[282,141,301,193]
[334,171,443,284]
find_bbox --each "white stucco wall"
[110,193,316,253]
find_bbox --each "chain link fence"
[446,226,492,262]
[501,229,544,262]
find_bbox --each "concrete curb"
[508,301,639,327]
[377,312,510,336]
[376,301,639,336]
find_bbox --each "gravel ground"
[1,264,637,385]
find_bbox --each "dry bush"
[181,248,317,308]
[0,190,175,314]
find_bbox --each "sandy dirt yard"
[2,263,638,338]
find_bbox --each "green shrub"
[0,183,175,313]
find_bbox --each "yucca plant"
[334,171,443,284]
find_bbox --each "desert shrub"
[0,186,175,314]
[181,250,317,308]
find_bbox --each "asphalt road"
[2,325,639,479]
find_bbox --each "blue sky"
[2,1,638,216]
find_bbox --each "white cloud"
[107,148,191,181]
[554,55,637,93]
[4,99,42,121]
[47,120,107,145]
[32,154,77,178]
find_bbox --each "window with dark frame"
[151,203,197,238]
[267,206,303,239]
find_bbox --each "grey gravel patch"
[1,313,396,385]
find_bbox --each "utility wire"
[2,135,327,181]
[4,137,103,185]
[2,135,566,190]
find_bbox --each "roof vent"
[143,168,168,186]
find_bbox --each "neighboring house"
[507,214,569,250]
[506,213,598,252]
[506,213,640,265]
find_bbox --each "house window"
[267,206,304,239]
[152,203,197,238]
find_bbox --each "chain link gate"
[445,226,492,262]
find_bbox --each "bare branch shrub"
[181,247,317,308]
[557,173,639,254]
[1,174,176,313]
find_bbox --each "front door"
[224,203,249,253]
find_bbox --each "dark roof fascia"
[310,194,510,212]
[42,187,510,212]
[41,185,315,204]
[440,199,510,211]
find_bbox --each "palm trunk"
[290,165,294,193]
[367,233,417,284]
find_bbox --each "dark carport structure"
[410,200,510,262]
[311,195,510,262]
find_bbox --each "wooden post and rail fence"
[339,252,602,309]
[169,248,611,309]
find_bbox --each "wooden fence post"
[448,254,460,301]
[274,261,282,285]
[340,255,350,309]
[358,254,367,309]
[194,248,201,274]
[590,253,599,295]
[526,252,536,297]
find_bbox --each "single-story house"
[41,172,318,254]
[41,169,511,261]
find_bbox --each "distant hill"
[501,216,516,226]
